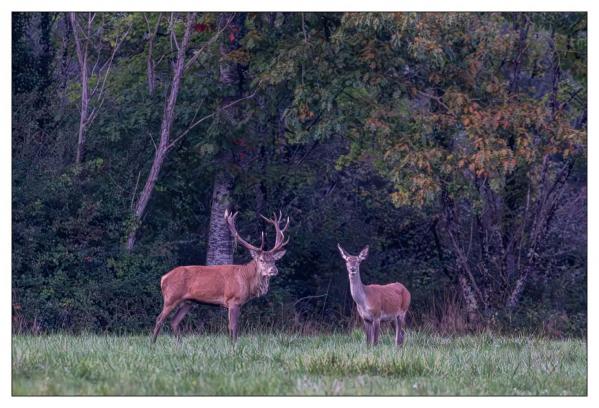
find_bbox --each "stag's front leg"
[228,305,241,342]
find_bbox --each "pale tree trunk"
[506,158,574,310]
[75,65,89,164]
[458,274,480,324]
[441,191,481,324]
[69,12,89,165]
[126,13,196,251]
[204,13,247,265]
[69,12,129,165]
[144,13,161,96]
[206,171,234,265]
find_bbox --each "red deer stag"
[337,244,411,347]
[152,210,289,343]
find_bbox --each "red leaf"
[194,23,208,32]
[229,32,235,43]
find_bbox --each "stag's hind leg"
[171,301,193,339]
[152,300,180,343]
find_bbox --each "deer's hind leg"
[152,300,181,343]
[394,314,405,347]
[171,301,193,339]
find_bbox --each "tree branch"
[167,88,259,150]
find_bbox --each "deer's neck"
[349,271,367,305]
[243,260,270,298]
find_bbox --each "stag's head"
[337,244,369,276]
[224,209,289,277]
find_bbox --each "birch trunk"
[204,13,247,264]
[458,273,480,323]
[206,171,233,265]
[69,12,89,165]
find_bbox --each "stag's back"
[160,265,235,306]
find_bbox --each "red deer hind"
[152,210,289,343]
[337,244,411,347]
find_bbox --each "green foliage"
[12,12,586,336]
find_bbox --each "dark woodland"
[12,12,587,337]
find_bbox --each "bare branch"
[293,294,327,307]
[301,13,308,43]
[169,13,180,52]
[167,88,259,150]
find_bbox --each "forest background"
[11,12,587,337]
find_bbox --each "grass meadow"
[12,330,586,396]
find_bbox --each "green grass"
[12,331,587,396]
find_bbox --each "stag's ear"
[272,250,286,261]
[249,249,260,259]
[358,245,369,261]
[337,244,349,260]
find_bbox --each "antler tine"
[281,216,290,233]
[258,210,290,253]
[224,209,264,252]
[259,231,265,251]
[259,213,272,224]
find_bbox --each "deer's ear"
[272,250,286,261]
[358,245,369,261]
[337,244,349,260]
[249,249,260,259]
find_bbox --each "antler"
[224,209,265,252]
[260,211,290,253]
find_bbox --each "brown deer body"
[152,210,288,343]
[338,244,411,347]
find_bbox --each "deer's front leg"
[372,319,381,346]
[228,305,241,342]
[363,319,373,346]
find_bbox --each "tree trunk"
[509,13,530,95]
[206,171,234,265]
[146,34,156,96]
[35,13,54,131]
[458,273,480,324]
[69,12,89,165]
[506,269,529,310]
[75,66,89,165]
[204,13,247,264]
[441,189,482,324]
[126,13,196,251]
[144,13,161,96]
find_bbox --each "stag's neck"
[240,260,270,298]
[349,271,367,305]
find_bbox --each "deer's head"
[337,244,369,276]
[225,210,289,277]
